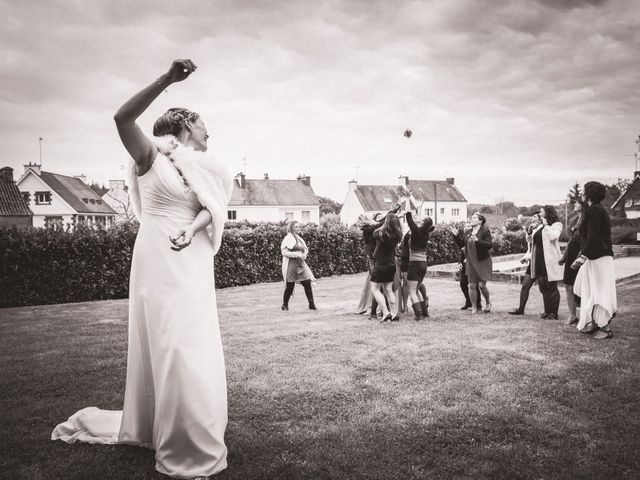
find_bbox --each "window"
[44,216,63,227]
[302,211,310,222]
[95,216,106,226]
[440,208,445,215]
[21,191,30,205]
[285,212,294,220]
[452,208,460,216]
[425,208,433,216]
[35,191,52,205]
[227,210,237,220]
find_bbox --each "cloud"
[0,0,639,205]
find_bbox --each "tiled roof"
[354,185,406,211]
[229,179,319,206]
[39,171,116,214]
[355,180,467,212]
[0,178,32,216]
[406,180,467,202]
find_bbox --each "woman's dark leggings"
[283,280,313,306]
[538,276,560,315]
[518,274,537,312]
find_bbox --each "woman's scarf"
[127,135,233,255]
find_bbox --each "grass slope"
[1,275,639,479]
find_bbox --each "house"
[611,171,640,219]
[17,163,116,228]
[0,167,33,229]
[227,173,320,223]
[102,179,136,224]
[340,175,468,225]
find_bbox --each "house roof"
[229,179,319,206]
[354,180,467,212]
[0,177,33,216]
[38,171,116,215]
[611,175,640,210]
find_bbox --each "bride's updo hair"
[153,108,200,137]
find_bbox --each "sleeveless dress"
[52,153,228,479]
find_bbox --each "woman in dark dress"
[572,181,617,339]
[404,211,435,320]
[558,202,582,325]
[463,213,493,313]
[450,221,482,311]
[370,211,404,322]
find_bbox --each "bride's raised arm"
[114,59,197,174]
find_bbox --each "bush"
[611,225,640,245]
[0,221,528,308]
[504,217,523,232]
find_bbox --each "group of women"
[50,59,619,479]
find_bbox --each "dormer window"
[35,191,51,205]
[83,198,89,203]
[89,199,96,204]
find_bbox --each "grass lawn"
[1,274,639,479]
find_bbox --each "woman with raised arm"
[52,60,233,480]
[404,211,435,320]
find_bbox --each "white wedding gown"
[52,152,228,478]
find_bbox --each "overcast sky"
[2,0,639,205]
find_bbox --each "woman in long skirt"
[52,59,233,479]
[572,181,616,339]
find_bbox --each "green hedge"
[0,222,527,308]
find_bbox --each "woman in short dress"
[463,213,493,313]
[281,220,316,310]
[370,211,403,322]
[404,211,435,320]
[572,181,616,339]
[558,202,583,325]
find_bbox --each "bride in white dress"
[52,59,233,479]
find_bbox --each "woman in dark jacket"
[356,214,384,317]
[370,212,404,322]
[572,181,616,339]
[508,213,540,315]
[450,221,482,311]
[404,211,435,320]
[558,202,582,325]
[463,213,493,313]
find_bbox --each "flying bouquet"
[404,129,412,138]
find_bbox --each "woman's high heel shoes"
[380,313,392,323]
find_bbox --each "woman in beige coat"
[531,206,563,319]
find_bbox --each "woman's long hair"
[419,216,436,240]
[542,205,560,225]
[374,214,403,244]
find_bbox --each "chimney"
[297,174,311,186]
[0,166,14,183]
[24,162,41,176]
[398,175,409,187]
[348,179,357,191]
[109,179,125,190]
[235,172,246,189]
[74,174,87,184]
[263,173,269,180]
[446,177,455,185]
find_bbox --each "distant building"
[340,175,468,225]
[611,171,640,219]
[102,179,135,224]
[0,166,33,229]
[17,163,116,228]
[227,173,320,223]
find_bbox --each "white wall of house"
[339,182,364,225]
[415,201,467,224]
[227,205,320,223]
[18,172,77,228]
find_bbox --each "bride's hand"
[165,59,197,83]
[170,227,194,251]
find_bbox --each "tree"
[317,196,342,216]
[567,182,581,207]
[89,182,109,197]
[480,205,493,213]
[495,200,517,216]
